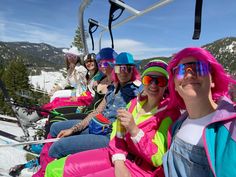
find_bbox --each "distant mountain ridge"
[0,41,65,69]
[203,37,236,73]
[0,37,236,73]
[140,37,236,74]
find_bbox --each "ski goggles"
[98,61,112,68]
[114,65,134,74]
[142,75,168,87]
[172,61,210,80]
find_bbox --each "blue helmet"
[115,52,135,65]
[96,47,118,62]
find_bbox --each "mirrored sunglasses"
[114,65,134,74]
[98,61,110,68]
[172,61,210,80]
[65,53,77,59]
[142,75,168,87]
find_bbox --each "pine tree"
[3,59,30,91]
[0,61,4,77]
[72,26,88,52]
[0,62,7,114]
[1,59,33,114]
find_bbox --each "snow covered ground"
[0,69,81,176]
[0,120,38,176]
[0,71,65,176]
[0,138,28,176]
[29,70,65,93]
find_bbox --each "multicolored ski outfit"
[45,96,180,177]
[32,80,141,177]
[163,96,236,177]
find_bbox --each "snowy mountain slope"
[29,70,65,93]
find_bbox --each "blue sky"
[0,0,236,59]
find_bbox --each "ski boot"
[23,144,43,155]
[9,158,39,177]
[9,164,24,177]
[12,105,41,128]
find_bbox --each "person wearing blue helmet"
[33,49,142,177]
[96,47,118,62]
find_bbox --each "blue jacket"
[170,96,236,177]
[102,81,142,123]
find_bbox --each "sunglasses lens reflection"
[142,75,168,87]
[114,65,133,73]
[99,62,110,68]
[173,61,210,79]
[66,54,76,59]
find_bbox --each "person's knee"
[49,122,62,137]
[48,140,71,159]
[48,143,61,158]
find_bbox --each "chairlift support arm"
[192,0,203,39]
[88,18,108,30]
[99,0,173,50]
[79,0,92,55]
[88,18,107,50]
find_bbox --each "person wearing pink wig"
[163,47,236,177]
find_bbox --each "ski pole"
[0,138,60,147]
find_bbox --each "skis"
[0,137,60,147]
[0,130,24,142]
[0,128,59,148]
[0,115,18,124]
[0,168,11,177]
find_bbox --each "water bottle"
[71,84,77,97]
[75,106,85,113]
[71,89,76,97]
[116,107,126,138]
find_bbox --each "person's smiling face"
[142,71,167,99]
[98,60,113,75]
[85,59,96,71]
[173,57,213,100]
[66,54,78,64]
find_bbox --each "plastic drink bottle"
[116,107,126,138]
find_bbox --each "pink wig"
[111,67,141,84]
[168,47,236,109]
